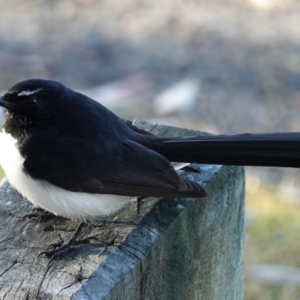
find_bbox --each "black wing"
[98,139,206,197]
[24,136,206,198]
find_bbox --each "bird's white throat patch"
[17,88,43,97]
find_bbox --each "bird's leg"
[38,221,99,259]
[22,207,56,221]
[136,196,147,214]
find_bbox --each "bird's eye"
[25,97,37,106]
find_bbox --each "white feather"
[17,88,43,97]
[172,162,190,170]
[0,130,130,220]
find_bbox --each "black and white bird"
[1,79,300,256]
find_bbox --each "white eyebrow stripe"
[17,88,43,97]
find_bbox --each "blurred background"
[0,0,300,298]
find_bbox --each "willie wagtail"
[1,79,300,257]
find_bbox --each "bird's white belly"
[0,130,130,220]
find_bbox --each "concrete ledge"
[0,121,245,300]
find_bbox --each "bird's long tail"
[155,132,300,168]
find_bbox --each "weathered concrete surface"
[0,121,245,300]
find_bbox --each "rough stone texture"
[0,121,245,300]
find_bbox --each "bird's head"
[0,79,66,124]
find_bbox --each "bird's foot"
[22,207,56,222]
[38,222,98,259]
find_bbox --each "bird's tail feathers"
[157,132,300,168]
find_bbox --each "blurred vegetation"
[245,183,300,299]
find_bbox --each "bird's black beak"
[0,96,15,110]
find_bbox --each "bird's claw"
[22,207,56,222]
